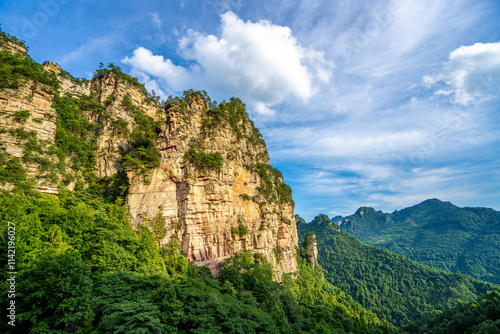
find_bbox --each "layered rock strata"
[0,35,298,279]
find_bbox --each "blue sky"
[1,0,500,220]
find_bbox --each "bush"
[231,218,249,238]
[122,139,161,174]
[184,147,223,172]
[13,109,30,123]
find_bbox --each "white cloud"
[423,41,500,105]
[122,11,333,115]
[151,12,162,29]
[122,47,191,92]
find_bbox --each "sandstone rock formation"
[304,233,319,267]
[126,94,298,278]
[0,34,298,279]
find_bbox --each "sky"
[1,0,500,220]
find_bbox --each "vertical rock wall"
[126,94,298,278]
[0,36,298,279]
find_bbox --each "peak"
[0,28,27,55]
[310,214,333,226]
[422,198,443,204]
[43,61,62,74]
[295,214,307,226]
[354,207,377,216]
[416,198,456,209]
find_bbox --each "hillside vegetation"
[406,288,500,333]
[298,218,497,327]
[0,189,394,333]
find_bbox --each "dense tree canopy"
[298,219,497,327]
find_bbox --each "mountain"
[0,29,297,279]
[339,199,500,284]
[298,220,497,327]
[0,28,397,333]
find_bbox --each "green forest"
[0,190,395,333]
[297,217,499,331]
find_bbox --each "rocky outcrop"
[303,233,319,267]
[0,76,59,193]
[0,32,299,279]
[125,94,298,278]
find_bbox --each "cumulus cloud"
[423,41,500,105]
[122,11,333,115]
[123,47,191,92]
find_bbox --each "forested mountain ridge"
[339,198,500,284]
[298,218,498,327]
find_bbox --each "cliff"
[0,31,298,278]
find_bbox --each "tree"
[15,251,93,333]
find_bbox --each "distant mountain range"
[336,198,500,284]
[297,217,497,328]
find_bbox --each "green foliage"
[0,49,58,90]
[93,272,166,334]
[298,221,497,327]
[121,94,161,174]
[239,193,252,201]
[110,117,129,138]
[122,94,159,142]
[0,188,394,334]
[231,217,249,238]
[120,95,161,174]
[8,127,36,141]
[405,288,500,334]
[142,211,167,246]
[273,245,283,264]
[202,96,264,144]
[0,152,33,190]
[249,163,294,206]
[184,146,223,171]
[52,92,99,176]
[12,109,30,122]
[122,138,161,174]
[14,251,93,333]
[340,199,500,285]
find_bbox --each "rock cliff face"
[0,34,298,279]
[126,94,298,278]
[0,41,59,193]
